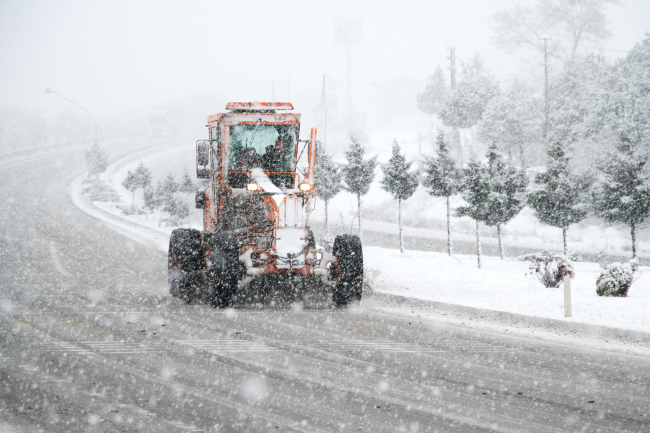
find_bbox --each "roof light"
[225,102,294,111]
[247,182,259,191]
[299,183,312,192]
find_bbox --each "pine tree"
[482,144,529,259]
[455,156,489,269]
[179,169,196,194]
[527,141,592,255]
[439,54,499,130]
[143,186,158,216]
[417,65,448,140]
[422,130,460,255]
[121,170,140,215]
[134,161,152,191]
[85,142,109,180]
[593,135,650,258]
[156,172,178,214]
[478,82,542,167]
[178,169,197,227]
[342,135,377,238]
[380,140,419,253]
[314,148,342,240]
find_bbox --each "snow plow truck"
[168,102,363,308]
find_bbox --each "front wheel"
[332,234,363,307]
[168,229,203,302]
[210,232,240,308]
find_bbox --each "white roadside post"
[564,275,572,318]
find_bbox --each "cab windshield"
[229,124,296,172]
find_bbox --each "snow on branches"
[596,259,639,297]
[380,140,418,253]
[342,135,377,238]
[520,251,575,288]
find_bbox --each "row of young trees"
[122,162,197,225]
[315,124,650,267]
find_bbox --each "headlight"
[299,183,312,192]
[247,182,259,191]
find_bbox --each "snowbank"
[365,246,650,333]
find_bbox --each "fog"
[1,0,648,148]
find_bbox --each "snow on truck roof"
[225,102,294,111]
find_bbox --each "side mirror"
[195,190,206,209]
[196,140,211,179]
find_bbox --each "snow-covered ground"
[75,134,650,342]
[365,246,650,334]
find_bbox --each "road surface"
[1,141,649,432]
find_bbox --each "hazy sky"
[1,0,649,120]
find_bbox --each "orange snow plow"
[168,102,363,307]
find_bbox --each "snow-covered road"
[1,141,650,432]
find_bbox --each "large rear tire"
[332,234,363,307]
[168,229,203,302]
[210,232,240,308]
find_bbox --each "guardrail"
[0,131,151,164]
[0,139,94,163]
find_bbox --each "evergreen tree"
[178,169,196,194]
[593,135,650,258]
[156,172,179,216]
[178,169,197,227]
[380,140,419,253]
[439,54,499,130]
[134,161,152,191]
[121,170,140,215]
[527,141,592,255]
[604,35,650,146]
[143,186,158,216]
[314,148,342,240]
[478,82,542,167]
[422,130,461,255]
[417,65,448,140]
[85,142,109,179]
[455,156,490,269]
[342,135,377,238]
[482,144,529,259]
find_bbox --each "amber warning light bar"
[225,102,294,111]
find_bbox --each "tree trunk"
[132,191,138,216]
[446,196,452,256]
[562,226,568,255]
[497,223,504,259]
[357,192,362,239]
[398,197,403,253]
[476,219,481,269]
[324,199,329,241]
[631,222,637,259]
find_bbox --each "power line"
[329,77,427,86]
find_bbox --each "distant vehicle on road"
[149,109,169,138]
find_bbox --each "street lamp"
[45,86,98,145]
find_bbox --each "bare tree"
[493,0,615,63]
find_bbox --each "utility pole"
[543,38,550,143]
[346,44,353,127]
[448,47,461,161]
[318,74,328,148]
[448,47,457,89]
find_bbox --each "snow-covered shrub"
[83,179,120,202]
[520,251,575,288]
[596,259,638,297]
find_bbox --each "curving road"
[1,141,649,432]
